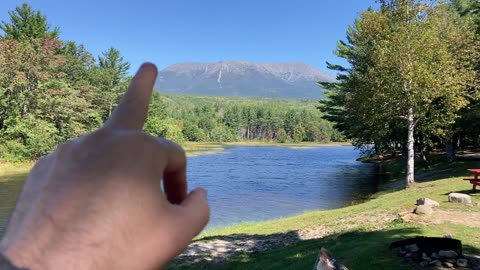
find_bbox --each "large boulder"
[416,197,440,207]
[414,205,433,215]
[448,193,471,204]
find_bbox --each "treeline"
[144,94,342,144]
[319,0,480,186]
[0,4,339,161]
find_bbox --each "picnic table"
[464,169,480,191]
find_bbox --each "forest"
[144,94,341,144]
[319,0,480,186]
[0,4,339,161]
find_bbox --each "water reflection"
[0,146,377,235]
[187,146,377,229]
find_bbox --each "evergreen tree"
[0,3,59,40]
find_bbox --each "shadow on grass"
[442,189,480,196]
[169,227,434,270]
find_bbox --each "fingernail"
[140,62,157,71]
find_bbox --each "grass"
[182,141,351,155]
[0,161,32,180]
[170,155,480,270]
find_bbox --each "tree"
[0,3,59,40]
[320,0,479,187]
[98,47,130,84]
[451,0,480,150]
[91,48,130,120]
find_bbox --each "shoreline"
[183,141,351,156]
[172,156,480,269]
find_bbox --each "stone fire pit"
[389,237,474,268]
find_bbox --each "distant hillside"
[154,61,335,100]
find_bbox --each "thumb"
[172,188,210,241]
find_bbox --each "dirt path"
[401,209,480,227]
[170,213,397,267]
[171,226,333,266]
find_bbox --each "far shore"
[0,141,350,171]
[183,141,351,156]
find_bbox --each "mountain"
[154,61,335,99]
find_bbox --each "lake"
[0,146,378,234]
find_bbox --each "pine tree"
[0,3,59,40]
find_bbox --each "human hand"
[0,63,210,270]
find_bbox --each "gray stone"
[444,233,453,239]
[431,253,439,259]
[405,252,413,258]
[448,193,472,204]
[447,259,457,264]
[430,260,442,266]
[421,252,432,262]
[443,262,454,268]
[407,244,420,253]
[439,250,459,259]
[423,256,432,262]
[415,205,433,215]
[417,197,440,207]
[457,258,468,267]
[420,261,429,267]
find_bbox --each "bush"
[0,116,58,161]
[276,128,289,143]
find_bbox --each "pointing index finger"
[104,63,158,131]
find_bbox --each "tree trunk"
[446,137,456,162]
[108,102,113,118]
[406,107,415,187]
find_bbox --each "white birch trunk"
[406,107,415,186]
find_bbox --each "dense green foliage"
[319,0,480,185]
[144,94,341,144]
[0,4,338,161]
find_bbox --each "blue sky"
[0,0,377,75]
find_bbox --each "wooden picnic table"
[464,169,480,190]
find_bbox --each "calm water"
[0,146,378,234]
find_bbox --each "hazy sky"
[0,0,378,74]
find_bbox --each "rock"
[457,258,468,267]
[421,252,432,262]
[417,197,440,207]
[414,205,433,215]
[423,256,432,262]
[405,252,413,258]
[448,193,472,204]
[439,250,459,259]
[444,234,453,239]
[313,248,349,270]
[420,261,429,267]
[431,253,439,259]
[430,260,442,266]
[447,259,457,264]
[443,262,454,268]
[406,244,420,253]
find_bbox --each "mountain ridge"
[154,61,334,99]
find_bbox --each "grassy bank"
[183,141,351,156]
[171,156,480,270]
